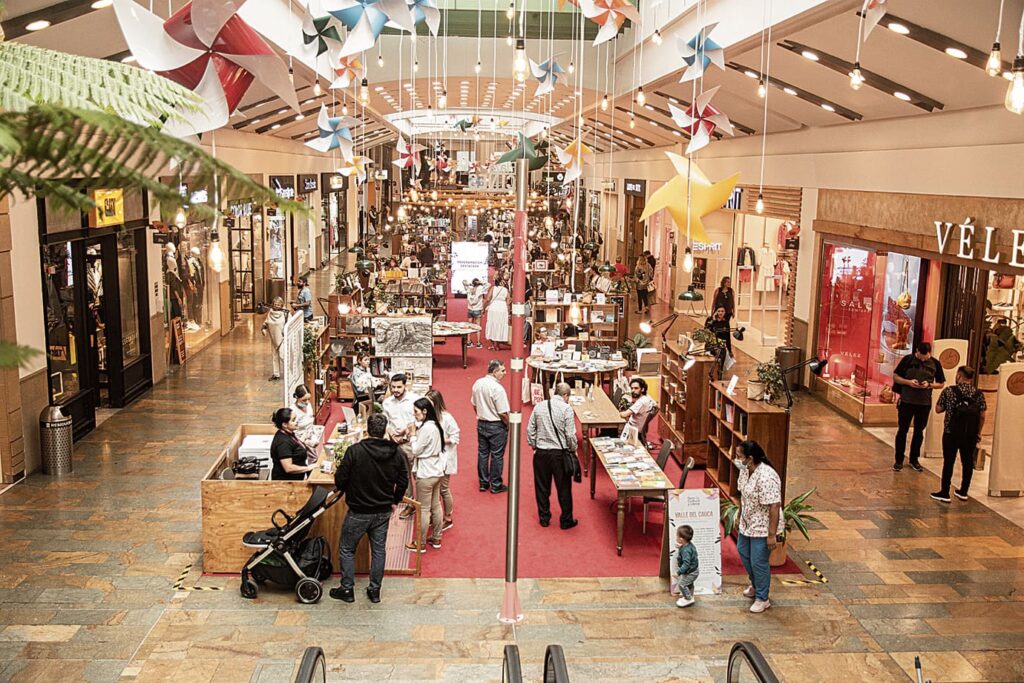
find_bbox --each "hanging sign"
[269,175,296,200]
[298,174,318,193]
[90,188,124,227]
[624,179,646,196]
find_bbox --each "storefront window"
[43,242,80,401]
[117,232,141,364]
[985,272,1024,375]
[162,223,220,358]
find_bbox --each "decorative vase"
[747,380,765,401]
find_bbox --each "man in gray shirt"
[527,382,579,530]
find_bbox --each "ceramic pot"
[747,380,765,401]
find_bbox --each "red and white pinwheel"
[393,136,427,174]
[113,0,298,136]
[861,0,888,37]
[577,0,640,46]
[668,86,734,154]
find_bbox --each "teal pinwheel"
[453,116,479,132]
[302,12,342,58]
[498,133,548,171]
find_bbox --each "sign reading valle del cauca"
[934,218,1024,268]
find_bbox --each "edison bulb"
[341,102,348,115]
[682,247,693,273]
[174,207,187,228]
[755,193,765,214]
[849,64,864,91]
[506,34,513,47]
[629,114,635,129]
[1006,57,1024,114]
[313,80,322,97]
[652,29,662,45]
[413,60,419,73]
[601,94,609,111]
[567,61,575,74]
[438,90,447,108]
[431,189,438,201]
[475,60,482,73]
[377,53,384,68]
[359,78,369,105]
[757,79,766,98]
[208,239,224,272]
[636,88,646,106]
[506,2,514,19]
[987,42,1002,77]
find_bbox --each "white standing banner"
[282,312,305,407]
[451,241,490,294]
[667,488,723,595]
[990,362,1024,496]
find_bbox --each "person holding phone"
[892,342,945,472]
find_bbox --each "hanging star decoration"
[404,0,440,36]
[554,138,594,185]
[301,2,342,59]
[861,0,888,37]
[393,136,427,174]
[577,0,640,46]
[498,133,548,171]
[112,0,299,136]
[678,22,725,83]
[338,155,372,184]
[668,86,734,155]
[304,104,358,156]
[529,53,566,97]
[330,53,365,89]
[639,152,739,244]
[326,0,415,58]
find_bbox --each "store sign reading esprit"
[934,218,1024,267]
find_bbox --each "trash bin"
[775,346,803,388]
[39,405,73,475]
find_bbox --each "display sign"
[666,488,723,595]
[322,172,347,191]
[189,188,208,204]
[373,169,389,180]
[600,179,617,192]
[624,179,646,196]
[725,187,743,210]
[298,174,318,193]
[282,312,305,407]
[934,218,1024,268]
[450,241,490,295]
[269,175,296,200]
[692,241,722,253]
[89,188,125,228]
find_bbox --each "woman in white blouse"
[406,398,446,552]
[351,352,383,400]
[734,440,783,614]
[290,385,315,430]
[426,389,460,531]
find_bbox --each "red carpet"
[326,292,800,578]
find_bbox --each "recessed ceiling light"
[668,97,679,103]
[893,91,911,101]
[649,120,658,126]
[271,124,281,130]
[277,108,287,114]
[672,130,682,137]
[295,114,305,120]
[801,50,819,61]
[820,103,835,112]
[91,0,113,7]
[945,47,968,59]
[25,19,51,31]
[302,98,314,104]
[635,136,642,142]
[887,22,910,35]
[744,70,758,79]
[251,118,261,124]
[121,55,137,64]
[783,87,797,96]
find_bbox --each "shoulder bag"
[549,400,582,483]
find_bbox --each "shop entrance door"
[939,263,987,370]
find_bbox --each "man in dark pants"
[892,342,945,472]
[471,360,510,493]
[330,414,408,604]
[931,365,986,503]
[527,382,579,530]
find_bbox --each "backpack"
[948,386,981,437]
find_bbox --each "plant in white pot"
[752,360,787,405]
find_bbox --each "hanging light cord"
[996,0,1006,43]
[758,0,773,198]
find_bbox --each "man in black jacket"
[330,413,408,604]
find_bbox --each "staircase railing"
[727,642,780,683]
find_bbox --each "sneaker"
[404,542,427,553]
[428,538,442,549]
[479,484,489,492]
[329,586,354,602]
[892,463,903,472]
[909,461,924,472]
[953,490,969,501]
[742,585,756,599]
[365,588,381,604]
[930,491,951,503]
[749,599,771,613]
[441,520,454,531]
[490,485,509,494]
[675,597,695,608]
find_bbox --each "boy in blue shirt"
[675,524,699,608]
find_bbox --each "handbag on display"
[993,274,1016,289]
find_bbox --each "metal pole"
[499,157,529,624]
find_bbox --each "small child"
[675,525,699,608]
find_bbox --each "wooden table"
[588,436,674,556]
[432,321,481,368]
[308,423,367,485]
[569,387,625,477]
[527,357,627,393]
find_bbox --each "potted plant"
[753,360,786,405]
[618,333,651,371]
[690,327,724,356]
[720,488,820,566]
[332,438,352,468]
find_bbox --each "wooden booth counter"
[200,424,370,575]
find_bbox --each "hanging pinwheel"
[640,152,739,243]
[404,0,440,35]
[304,104,358,157]
[302,10,342,59]
[861,0,888,37]
[554,138,594,185]
[330,53,365,90]
[112,0,299,136]
[668,86,734,155]
[453,116,480,132]
[577,0,640,46]
[338,155,373,184]
[530,54,565,98]
[498,133,548,171]
[325,0,415,58]
[394,136,427,174]
[678,22,725,83]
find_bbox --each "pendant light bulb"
[601,94,609,111]
[849,63,864,90]
[578,114,585,126]
[360,78,369,105]
[629,112,635,129]
[174,206,187,228]
[377,53,384,68]
[987,42,1002,77]
[513,38,528,82]
[567,61,575,74]
[755,193,765,214]
[438,89,447,109]
[635,87,646,106]
[1006,56,1024,113]
[653,29,662,45]
[431,189,438,201]
[409,189,419,202]
[757,79,767,98]
[341,102,348,116]
[397,205,407,220]
[313,79,322,97]
[475,60,482,73]
[413,60,419,73]
[208,229,224,273]
[682,247,694,273]
[506,2,515,20]
[506,33,513,47]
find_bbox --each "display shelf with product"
[657,341,715,464]
[530,299,621,345]
[303,323,333,416]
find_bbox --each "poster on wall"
[691,257,708,291]
[282,312,305,407]
[373,316,433,357]
[666,487,722,596]
[451,241,490,294]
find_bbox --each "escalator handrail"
[543,644,570,683]
[294,646,326,683]
[728,642,780,683]
[503,644,523,683]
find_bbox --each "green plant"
[332,438,352,466]
[618,332,650,370]
[302,326,317,369]
[691,327,724,354]
[983,324,1022,374]
[754,360,787,405]
[781,488,820,541]
[721,498,740,536]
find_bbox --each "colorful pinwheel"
[678,23,725,83]
[404,0,440,35]
[305,104,358,157]
[453,116,480,132]
[861,0,888,37]
[554,138,594,185]
[498,133,547,171]
[326,0,415,58]
[668,86,734,154]
[330,54,365,89]
[577,0,640,46]
[112,0,298,136]
[394,136,427,174]
[639,152,739,243]
[338,155,373,184]
[302,10,342,58]
[530,54,565,98]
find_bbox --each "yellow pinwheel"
[639,152,739,244]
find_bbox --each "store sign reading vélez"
[935,218,1024,268]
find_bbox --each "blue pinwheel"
[325,0,414,57]
[305,104,358,158]
[403,0,440,35]
[678,22,725,83]
[529,53,565,98]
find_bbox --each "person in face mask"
[261,297,288,381]
[733,440,782,614]
[291,384,315,430]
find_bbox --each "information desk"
[569,387,626,477]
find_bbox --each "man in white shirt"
[381,373,422,511]
[619,377,658,442]
[463,278,487,348]
[471,360,510,493]
[527,382,579,529]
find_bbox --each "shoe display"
[365,588,381,603]
[909,461,924,472]
[743,585,756,599]
[490,485,508,494]
[953,490,969,501]
[930,492,951,503]
[560,519,579,530]
[675,597,695,608]
[749,599,771,613]
[329,586,354,602]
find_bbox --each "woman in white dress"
[485,277,511,350]
[426,389,459,531]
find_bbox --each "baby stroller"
[240,486,342,603]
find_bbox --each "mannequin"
[163,243,184,320]
[87,259,103,306]
[187,247,205,331]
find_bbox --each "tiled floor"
[2,273,1024,681]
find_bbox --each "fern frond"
[0,42,202,125]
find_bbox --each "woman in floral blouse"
[735,440,782,614]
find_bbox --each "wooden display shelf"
[705,380,790,504]
[657,341,715,465]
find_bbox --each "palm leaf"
[0,341,41,369]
